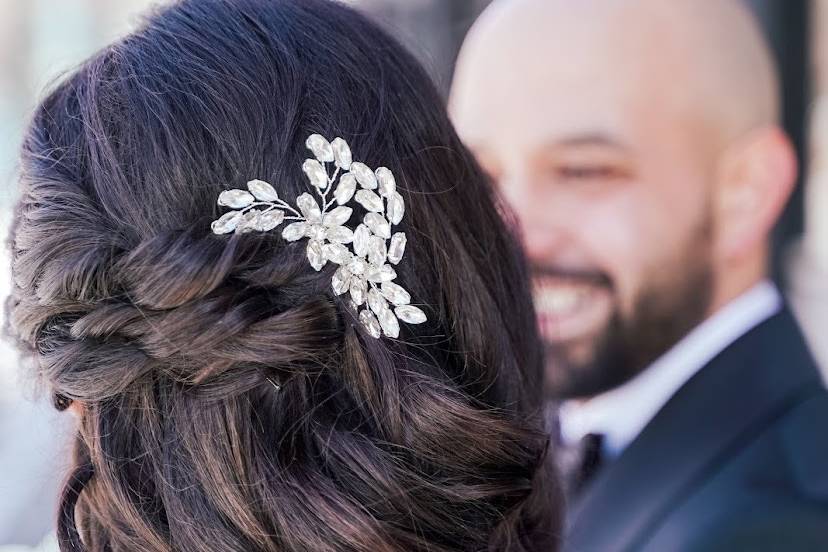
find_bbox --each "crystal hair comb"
[211,134,427,338]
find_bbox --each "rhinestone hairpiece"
[211,134,427,338]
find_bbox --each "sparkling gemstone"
[388,232,406,264]
[246,179,279,202]
[350,162,377,189]
[367,235,387,266]
[323,243,352,264]
[256,209,285,231]
[306,134,334,162]
[302,159,329,189]
[380,281,410,306]
[305,224,327,241]
[218,189,255,209]
[296,193,322,223]
[355,189,384,213]
[348,257,367,275]
[306,240,326,271]
[386,192,404,225]
[211,211,243,234]
[281,221,307,242]
[368,287,388,316]
[332,266,352,295]
[377,308,400,338]
[331,137,352,169]
[350,278,367,305]
[334,173,357,205]
[326,225,354,244]
[323,206,353,227]
[394,305,427,324]
[375,167,396,197]
[359,309,381,338]
[353,224,371,257]
[366,264,396,283]
[364,213,391,239]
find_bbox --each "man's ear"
[712,126,798,262]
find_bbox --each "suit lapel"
[564,309,823,552]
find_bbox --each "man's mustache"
[530,265,613,289]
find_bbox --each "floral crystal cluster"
[211,134,427,338]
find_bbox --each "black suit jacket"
[563,308,828,552]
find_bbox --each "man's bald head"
[452,0,779,147]
[451,0,797,399]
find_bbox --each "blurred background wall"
[790,0,828,372]
[0,0,823,546]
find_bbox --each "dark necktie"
[558,432,605,499]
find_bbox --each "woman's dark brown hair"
[5,0,561,550]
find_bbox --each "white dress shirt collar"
[558,280,782,460]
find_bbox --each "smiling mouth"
[533,275,614,343]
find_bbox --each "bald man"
[451,0,828,550]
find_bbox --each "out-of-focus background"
[0,0,824,547]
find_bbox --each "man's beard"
[541,236,715,400]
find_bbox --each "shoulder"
[665,390,828,550]
[776,389,828,501]
[721,387,828,502]
[685,506,828,552]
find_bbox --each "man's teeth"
[534,285,590,315]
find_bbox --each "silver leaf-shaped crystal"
[256,209,285,231]
[218,189,255,209]
[236,211,260,234]
[331,137,352,169]
[306,134,334,163]
[368,287,388,317]
[282,221,307,242]
[375,167,396,198]
[350,162,378,190]
[211,211,244,234]
[353,224,371,258]
[323,206,353,227]
[305,224,327,241]
[359,309,382,338]
[355,189,384,213]
[326,225,354,244]
[388,232,406,265]
[366,264,396,283]
[367,235,387,266]
[351,278,367,306]
[323,243,352,265]
[332,266,352,295]
[387,191,405,225]
[302,159,329,189]
[364,213,391,239]
[246,179,279,202]
[380,281,411,306]
[394,305,427,324]
[348,257,368,276]
[296,193,322,223]
[377,307,400,338]
[307,240,326,271]
[334,173,357,205]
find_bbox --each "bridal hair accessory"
[211,134,427,339]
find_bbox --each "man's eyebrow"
[547,133,632,151]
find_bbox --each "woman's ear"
[54,392,85,417]
[69,400,85,418]
[712,125,798,262]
